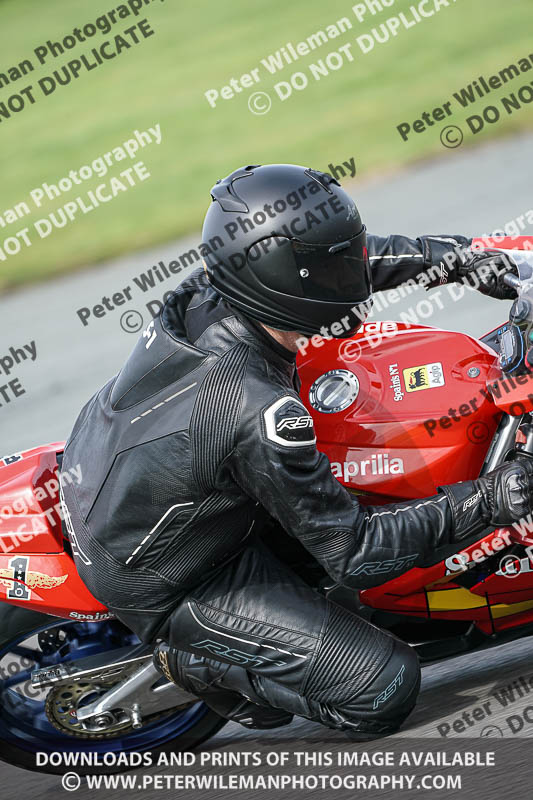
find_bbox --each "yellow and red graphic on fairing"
[0,555,67,602]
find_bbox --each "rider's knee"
[336,638,421,738]
[371,638,420,721]
[298,603,421,737]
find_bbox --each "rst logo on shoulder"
[403,362,445,393]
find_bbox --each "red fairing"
[294,236,533,635]
[298,321,500,500]
[0,444,111,619]
[471,235,533,251]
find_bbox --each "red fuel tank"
[297,322,500,500]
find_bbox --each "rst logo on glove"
[264,396,316,447]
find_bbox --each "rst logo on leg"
[191,640,286,667]
[264,396,316,448]
[373,664,405,709]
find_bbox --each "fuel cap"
[309,369,359,413]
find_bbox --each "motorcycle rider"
[60,163,533,740]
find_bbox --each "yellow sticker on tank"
[403,362,445,392]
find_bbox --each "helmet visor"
[247,226,371,304]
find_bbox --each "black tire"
[0,604,227,775]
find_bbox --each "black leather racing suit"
[61,232,487,738]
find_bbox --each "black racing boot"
[153,643,293,730]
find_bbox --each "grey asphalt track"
[1,131,533,799]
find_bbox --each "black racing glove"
[425,242,518,300]
[454,248,518,300]
[439,457,533,542]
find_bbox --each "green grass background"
[0,0,532,289]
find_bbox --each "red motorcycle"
[1,236,533,773]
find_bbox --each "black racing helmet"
[201,164,372,337]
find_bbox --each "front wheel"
[0,605,226,775]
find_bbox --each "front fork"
[480,412,523,473]
[480,410,533,558]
